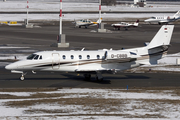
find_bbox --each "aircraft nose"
[5,63,17,70]
[144,19,149,22]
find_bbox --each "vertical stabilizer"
[97,18,102,23]
[133,19,139,26]
[173,10,180,18]
[147,25,174,49]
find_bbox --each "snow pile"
[0,1,180,12]
[0,1,180,21]
[158,53,180,65]
[0,88,180,119]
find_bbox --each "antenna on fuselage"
[81,48,85,51]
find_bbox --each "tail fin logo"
[164,28,168,33]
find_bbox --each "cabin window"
[27,54,37,60]
[87,55,90,59]
[71,55,74,59]
[79,55,82,59]
[97,55,100,59]
[34,55,39,60]
[62,55,66,59]
[39,56,42,60]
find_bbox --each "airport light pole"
[27,0,29,25]
[59,0,62,35]
[24,0,33,28]
[56,0,69,47]
[99,0,101,28]
[98,0,106,32]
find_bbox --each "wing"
[159,20,169,23]
[75,58,137,73]
[79,23,92,26]
[103,58,136,63]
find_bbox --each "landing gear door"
[52,53,60,69]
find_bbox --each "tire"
[20,76,24,81]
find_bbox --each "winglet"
[81,48,85,51]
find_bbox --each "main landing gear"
[84,74,91,80]
[95,72,103,81]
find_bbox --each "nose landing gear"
[20,72,27,81]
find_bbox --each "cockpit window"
[27,54,37,60]
[151,17,156,19]
[27,54,42,60]
[34,55,39,60]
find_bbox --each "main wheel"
[84,74,91,80]
[96,77,103,82]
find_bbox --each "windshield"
[151,17,156,19]
[27,54,37,60]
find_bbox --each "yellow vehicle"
[0,21,17,25]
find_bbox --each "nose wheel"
[20,72,27,81]
[20,76,24,81]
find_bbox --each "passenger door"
[52,53,60,69]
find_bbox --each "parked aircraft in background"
[111,20,139,30]
[144,10,180,25]
[73,18,102,28]
[6,25,174,81]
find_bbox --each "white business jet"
[145,10,180,25]
[5,25,174,81]
[111,19,139,30]
[74,18,102,28]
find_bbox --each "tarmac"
[0,23,180,88]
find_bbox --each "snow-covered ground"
[1,1,180,12]
[0,88,180,119]
[1,13,172,21]
[0,1,180,21]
